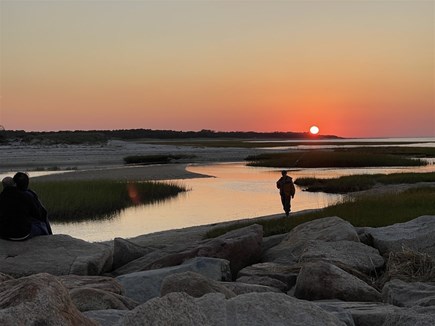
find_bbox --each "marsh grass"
[205,187,435,238]
[295,172,435,193]
[341,146,435,158]
[32,180,186,222]
[246,150,427,168]
[378,248,435,286]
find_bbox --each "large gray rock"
[120,292,210,326]
[0,273,97,325]
[300,240,385,274]
[361,215,435,256]
[0,235,113,277]
[197,224,263,276]
[314,301,402,326]
[0,272,13,282]
[311,302,355,326]
[112,237,156,270]
[382,307,435,325]
[236,275,288,292]
[237,262,298,289]
[294,261,382,302]
[83,309,128,326]
[263,216,360,265]
[119,292,345,325]
[57,274,124,294]
[161,271,236,298]
[116,257,232,303]
[284,216,360,243]
[112,224,263,277]
[221,282,281,295]
[70,287,139,312]
[383,279,435,307]
[262,233,286,253]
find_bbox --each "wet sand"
[33,164,212,182]
[1,139,267,181]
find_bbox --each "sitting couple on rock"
[0,172,52,241]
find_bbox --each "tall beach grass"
[205,187,435,238]
[295,172,435,193]
[32,180,186,222]
[245,150,428,168]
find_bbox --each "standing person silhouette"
[276,170,295,217]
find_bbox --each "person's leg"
[280,193,287,213]
[29,221,49,238]
[283,195,291,216]
[44,217,53,235]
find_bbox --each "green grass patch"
[205,187,435,238]
[295,172,435,193]
[339,147,435,158]
[123,154,196,165]
[245,150,427,168]
[32,180,186,222]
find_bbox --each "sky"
[0,0,434,138]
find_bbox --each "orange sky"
[0,1,434,138]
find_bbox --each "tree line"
[0,128,339,145]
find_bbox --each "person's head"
[281,170,287,176]
[2,176,15,189]
[13,172,29,191]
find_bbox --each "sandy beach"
[0,140,269,181]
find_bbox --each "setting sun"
[310,126,320,135]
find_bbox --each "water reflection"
[47,161,435,242]
[5,162,435,242]
[51,163,345,241]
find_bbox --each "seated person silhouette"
[0,176,35,240]
[13,172,53,236]
[0,174,52,240]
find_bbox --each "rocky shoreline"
[2,214,435,325]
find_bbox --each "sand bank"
[0,140,271,181]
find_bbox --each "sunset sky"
[0,0,434,138]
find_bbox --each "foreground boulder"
[236,275,288,292]
[0,273,97,325]
[237,262,298,289]
[160,271,236,298]
[84,309,128,326]
[57,274,124,294]
[119,292,345,325]
[294,261,382,302]
[112,224,263,277]
[314,301,401,326]
[382,307,435,325]
[0,272,13,282]
[263,216,360,265]
[383,279,435,307]
[0,235,113,277]
[112,237,156,270]
[360,215,435,256]
[221,281,281,295]
[299,240,385,274]
[69,287,139,312]
[116,257,232,303]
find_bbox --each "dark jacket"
[276,176,296,197]
[0,186,38,239]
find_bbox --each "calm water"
[51,161,435,242]
[2,137,434,242]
